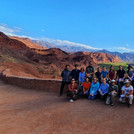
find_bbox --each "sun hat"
[124,79,130,84]
[128,65,133,68]
[110,79,116,83]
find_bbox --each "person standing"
[95,67,101,84]
[59,65,71,96]
[126,65,134,82]
[78,67,86,93]
[108,65,116,83]
[101,66,108,82]
[71,64,80,83]
[86,61,95,82]
[116,65,126,96]
[79,67,86,86]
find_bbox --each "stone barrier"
[0,69,63,93]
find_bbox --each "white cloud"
[39,37,102,50]
[0,24,21,36]
[110,47,134,53]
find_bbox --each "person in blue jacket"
[79,67,86,86]
[88,77,100,100]
[98,78,109,99]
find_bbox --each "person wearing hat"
[119,79,133,106]
[86,61,95,82]
[106,80,118,106]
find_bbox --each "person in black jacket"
[71,64,80,83]
[86,61,95,82]
[59,65,71,96]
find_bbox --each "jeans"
[117,82,124,97]
[88,95,96,100]
[67,91,78,100]
[79,90,89,97]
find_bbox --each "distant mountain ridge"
[32,40,100,52]
[4,34,134,62]
[97,49,134,62]
[33,40,134,62]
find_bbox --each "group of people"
[59,62,134,107]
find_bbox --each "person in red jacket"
[79,77,91,97]
[67,78,78,103]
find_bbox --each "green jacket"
[108,85,118,93]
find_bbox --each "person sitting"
[67,78,78,103]
[108,65,116,83]
[71,64,80,83]
[88,77,100,100]
[79,77,91,97]
[119,79,133,107]
[101,66,108,82]
[106,80,118,106]
[95,67,101,84]
[98,78,109,100]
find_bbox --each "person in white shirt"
[119,79,133,106]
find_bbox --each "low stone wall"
[0,69,63,93]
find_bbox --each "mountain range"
[0,31,122,79]
[33,40,134,62]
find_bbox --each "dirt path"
[0,80,134,134]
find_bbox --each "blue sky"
[0,0,134,52]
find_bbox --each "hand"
[125,94,127,97]
[87,74,91,77]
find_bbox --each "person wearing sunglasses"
[67,78,78,103]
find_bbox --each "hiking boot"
[111,103,114,106]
